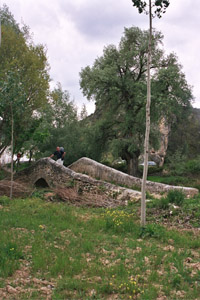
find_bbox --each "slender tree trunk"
[141,0,152,227]
[126,153,139,177]
[0,146,7,157]
[10,105,14,199]
[29,149,33,164]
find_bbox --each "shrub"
[139,223,166,239]
[166,189,185,206]
[0,241,23,277]
[149,189,185,210]
[157,197,170,209]
[186,158,200,174]
[103,208,137,233]
[0,196,10,205]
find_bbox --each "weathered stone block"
[69,157,198,198]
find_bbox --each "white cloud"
[3,0,200,113]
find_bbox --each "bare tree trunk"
[127,155,139,177]
[10,105,14,199]
[0,146,7,157]
[141,0,152,227]
[29,149,33,164]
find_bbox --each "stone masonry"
[69,157,198,198]
[15,158,142,203]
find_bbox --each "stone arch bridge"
[14,157,198,202]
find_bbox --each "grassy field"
[147,174,200,191]
[0,190,200,299]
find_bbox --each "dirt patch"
[54,187,126,208]
[0,260,56,299]
[146,205,200,230]
[0,180,32,198]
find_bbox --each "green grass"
[147,191,200,229]
[148,173,200,192]
[0,193,200,299]
[0,168,10,180]
[147,175,192,186]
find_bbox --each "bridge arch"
[34,177,49,188]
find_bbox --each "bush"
[0,196,10,205]
[166,153,200,176]
[139,223,166,239]
[166,189,185,206]
[149,189,185,210]
[186,158,200,174]
[157,197,170,209]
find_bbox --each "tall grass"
[0,194,200,299]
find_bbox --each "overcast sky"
[3,0,200,114]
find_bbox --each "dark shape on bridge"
[34,178,49,188]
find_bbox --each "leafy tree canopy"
[0,5,50,155]
[80,26,192,175]
[131,0,170,18]
[33,83,86,165]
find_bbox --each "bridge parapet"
[69,157,198,198]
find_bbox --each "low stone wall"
[15,158,141,203]
[69,157,198,198]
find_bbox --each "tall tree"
[0,5,50,156]
[80,26,192,177]
[34,83,86,165]
[0,70,27,198]
[132,0,170,226]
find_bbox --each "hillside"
[0,157,200,298]
[0,193,200,299]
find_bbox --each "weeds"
[167,189,185,206]
[0,195,10,205]
[149,189,185,211]
[0,238,24,277]
[0,195,199,299]
[139,223,166,239]
[103,208,138,234]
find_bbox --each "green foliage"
[139,223,166,239]
[80,26,192,176]
[186,158,200,174]
[166,189,185,206]
[80,118,111,162]
[131,0,147,14]
[148,189,185,210]
[139,165,163,176]
[165,150,187,176]
[103,208,138,233]
[0,239,23,277]
[148,175,190,186]
[0,196,200,298]
[0,5,50,155]
[0,195,10,205]
[31,189,52,199]
[111,160,127,173]
[166,153,200,177]
[186,109,200,157]
[131,0,170,18]
[31,83,86,165]
[0,169,9,180]
[156,196,170,209]
[166,108,199,160]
